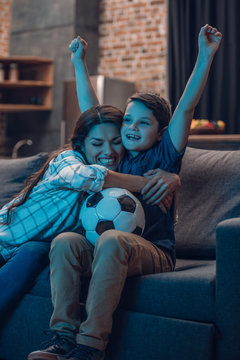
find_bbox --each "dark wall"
[7,0,99,156]
[75,0,100,74]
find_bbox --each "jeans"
[0,241,50,317]
[49,230,174,350]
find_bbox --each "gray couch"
[0,147,240,360]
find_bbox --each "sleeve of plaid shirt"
[46,150,109,193]
[0,150,110,262]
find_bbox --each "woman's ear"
[73,139,83,150]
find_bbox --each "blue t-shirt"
[118,128,185,264]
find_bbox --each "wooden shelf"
[188,134,240,150]
[0,104,52,112]
[0,56,54,112]
[0,80,53,88]
[189,134,240,142]
[0,56,53,64]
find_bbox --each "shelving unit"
[0,56,54,112]
[188,134,240,150]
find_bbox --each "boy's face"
[121,100,161,157]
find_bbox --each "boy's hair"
[125,92,172,132]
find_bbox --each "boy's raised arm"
[168,24,222,153]
[69,37,100,113]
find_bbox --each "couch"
[0,146,240,360]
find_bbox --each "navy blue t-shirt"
[118,128,185,264]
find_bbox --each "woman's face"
[121,100,161,157]
[82,123,124,170]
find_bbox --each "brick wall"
[0,0,11,56]
[0,0,11,156]
[98,0,168,98]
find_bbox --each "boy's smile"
[121,100,162,157]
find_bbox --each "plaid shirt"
[0,150,108,261]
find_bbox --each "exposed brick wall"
[98,0,168,98]
[0,0,11,156]
[0,0,11,56]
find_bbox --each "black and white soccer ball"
[79,188,145,245]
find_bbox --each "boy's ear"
[157,132,162,141]
[158,126,168,140]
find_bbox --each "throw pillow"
[176,147,240,259]
[0,153,49,208]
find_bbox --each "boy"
[29,24,222,360]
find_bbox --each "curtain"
[168,0,240,133]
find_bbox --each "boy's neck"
[127,150,140,158]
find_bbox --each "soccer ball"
[79,188,145,245]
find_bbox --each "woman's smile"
[83,123,124,170]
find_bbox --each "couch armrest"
[216,218,240,360]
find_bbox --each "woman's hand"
[69,36,88,66]
[141,169,181,210]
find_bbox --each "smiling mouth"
[98,157,116,166]
[126,134,141,140]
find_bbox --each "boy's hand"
[69,36,88,65]
[199,24,222,59]
[141,169,181,209]
[158,194,174,214]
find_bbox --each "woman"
[0,105,178,318]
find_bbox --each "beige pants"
[49,230,173,351]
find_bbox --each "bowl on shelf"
[190,119,225,135]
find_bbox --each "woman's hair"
[125,92,172,133]
[4,105,123,224]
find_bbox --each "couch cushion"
[119,260,216,323]
[30,260,215,323]
[28,266,51,298]
[0,153,49,208]
[108,309,215,360]
[0,293,53,360]
[29,265,90,302]
[176,147,240,259]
